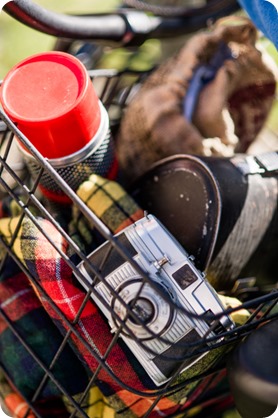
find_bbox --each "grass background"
[0,2,277,418]
[0,0,119,77]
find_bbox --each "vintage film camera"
[76,215,234,386]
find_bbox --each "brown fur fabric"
[117,16,276,183]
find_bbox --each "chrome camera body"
[76,215,234,386]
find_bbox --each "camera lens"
[129,298,155,325]
[112,278,174,341]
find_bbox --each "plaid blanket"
[0,370,70,418]
[0,255,89,400]
[69,174,145,252]
[63,385,116,418]
[0,370,36,418]
[0,176,233,417]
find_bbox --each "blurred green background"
[0,2,277,418]
[0,1,117,77]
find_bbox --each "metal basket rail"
[0,68,277,418]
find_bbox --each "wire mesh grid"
[0,68,277,418]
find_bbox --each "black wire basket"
[0,68,277,418]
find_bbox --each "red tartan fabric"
[0,255,89,400]
[0,273,41,334]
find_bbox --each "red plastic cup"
[0,51,117,203]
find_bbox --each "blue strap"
[183,43,233,122]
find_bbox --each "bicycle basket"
[0,67,277,418]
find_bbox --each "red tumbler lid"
[0,52,101,159]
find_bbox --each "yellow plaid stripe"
[77,174,144,234]
[87,386,115,418]
[79,174,126,217]
[0,216,25,266]
[63,386,115,418]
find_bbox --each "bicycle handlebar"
[4,0,240,46]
